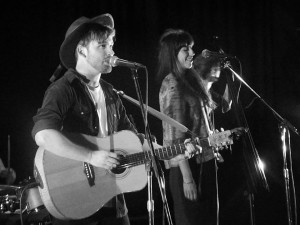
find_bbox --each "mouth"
[186,59,193,65]
[104,58,112,67]
[187,57,193,63]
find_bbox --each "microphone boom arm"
[223,61,299,135]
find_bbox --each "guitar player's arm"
[35,129,120,170]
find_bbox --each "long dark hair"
[193,54,222,107]
[157,29,193,83]
[156,29,209,103]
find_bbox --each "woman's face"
[177,43,195,70]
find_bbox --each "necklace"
[87,83,100,89]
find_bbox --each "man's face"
[206,65,221,82]
[85,34,115,74]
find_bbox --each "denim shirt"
[32,68,136,218]
[32,68,135,137]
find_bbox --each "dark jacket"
[32,68,136,220]
[32,68,135,138]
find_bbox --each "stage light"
[258,158,265,171]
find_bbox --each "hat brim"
[59,14,114,69]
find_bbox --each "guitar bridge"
[83,162,95,186]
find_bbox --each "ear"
[77,45,87,57]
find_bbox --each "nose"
[189,48,195,56]
[109,49,115,56]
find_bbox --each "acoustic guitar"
[34,129,239,220]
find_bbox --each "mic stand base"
[279,123,295,225]
[145,161,155,225]
[248,191,255,225]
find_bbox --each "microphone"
[109,56,146,69]
[201,49,235,59]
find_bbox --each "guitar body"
[34,127,240,220]
[34,130,147,220]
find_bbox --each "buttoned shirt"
[32,68,136,218]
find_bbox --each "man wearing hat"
[32,13,134,225]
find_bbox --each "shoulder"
[162,73,178,86]
[160,73,180,93]
[50,69,78,89]
[100,78,114,90]
[159,73,183,105]
[44,70,82,101]
[99,79,119,98]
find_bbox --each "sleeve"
[32,83,73,139]
[159,76,189,168]
[159,76,187,147]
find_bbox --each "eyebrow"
[98,41,108,44]
[97,41,114,46]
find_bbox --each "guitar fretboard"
[118,139,209,169]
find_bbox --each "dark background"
[1,0,300,224]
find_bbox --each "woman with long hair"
[157,29,222,225]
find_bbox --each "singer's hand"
[184,138,201,159]
[183,179,197,201]
[171,139,201,162]
[88,150,120,170]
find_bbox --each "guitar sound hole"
[111,166,126,174]
[111,155,127,174]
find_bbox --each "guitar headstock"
[208,130,233,148]
[207,127,245,148]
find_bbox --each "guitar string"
[115,143,187,169]
[114,131,231,169]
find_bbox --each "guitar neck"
[152,138,209,160]
[120,138,210,168]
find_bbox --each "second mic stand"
[129,67,173,225]
[223,61,298,225]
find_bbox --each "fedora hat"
[59,13,114,69]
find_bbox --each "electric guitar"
[34,128,241,220]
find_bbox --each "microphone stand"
[223,61,298,225]
[7,135,11,185]
[129,67,173,225]
[279,123,294,225]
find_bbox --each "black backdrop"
[1,1,300,225]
